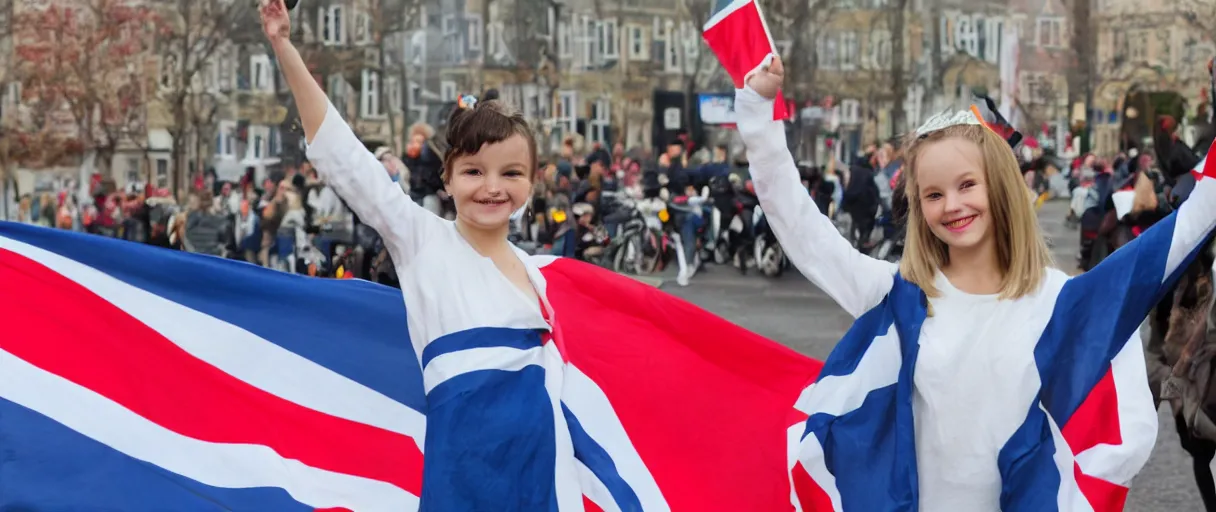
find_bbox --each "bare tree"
[764,0,833,158]
[676,0,720,135]
[887,0,911,134]
[373,0,423,153]
[151,0,250,192]
[1069,0,1095,152]
[766,0,833,97]
[10,0,155,178]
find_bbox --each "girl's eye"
[925,192,942,200]
[504,170,525,177]
[960,180,976,190]
[464,168,482,176]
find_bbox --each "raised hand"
[745,55,784,100]
[259,0,291,43]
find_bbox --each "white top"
[304,101,554,376]
[733,86,1201,510]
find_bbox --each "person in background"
[257,179,286,267]
[404,122,443,215]
[660,139,688,198]
[183,189,228,257]
[376,146,410,195]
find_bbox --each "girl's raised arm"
[1041,150,1216,420]
[263,0,439,262]
[736,59,896,318]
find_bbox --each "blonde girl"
[742,56,1216,510]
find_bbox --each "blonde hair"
[899,124,1052,300]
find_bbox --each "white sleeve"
[735,87,896,318]
[305,101,442,262]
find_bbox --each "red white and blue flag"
[702,0,790,120]
[0,222,823,511]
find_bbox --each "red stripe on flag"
[792,462,834,512]
[1204,142,1216,180]
[582,495,605,512]
[541,259,822,510]
[0,249,423,496]
[1060,368,1122,457]
[1073,463,1129,511]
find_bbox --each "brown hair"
[442,100,537,182]
[899,124,1052,300]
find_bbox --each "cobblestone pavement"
[663,200,1197,511]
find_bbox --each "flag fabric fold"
[0,221,823,511]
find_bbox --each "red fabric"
[701,0,789,121]
[0,248,424,495]
[540,258,822,510]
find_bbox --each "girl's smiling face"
[914,136,993,253]
[445,134,534,231]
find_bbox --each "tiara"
[457,94,477,110]
[914,109,982,137]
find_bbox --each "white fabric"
[306,102,553,367]
[305,102,669,512]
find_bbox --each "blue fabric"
[0,398,314,512]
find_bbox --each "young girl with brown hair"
[742,56,1216,509]
[258,2,646,509]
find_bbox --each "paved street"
[664,200,1199,510]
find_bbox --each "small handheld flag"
[702,0,789,121]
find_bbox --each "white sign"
[663,108,682,130]
[698,95,736,125]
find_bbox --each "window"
[354,9,372,44]
[775,39,791,58]
[159,53,178,91]
[125,157,140,185]
[487,22,504,59]
[319,5,345,45]
[664,20,679,72]
[839,31,858,69]
[386,76,402,112]
[557,21,572,58]
[250,54,273,92]
[1130,30,1148,61]
[1021,72,1055,104]
[154,158,169,189]
[590,98,611,146]
[217,47,235,90]
[541,6,555,38]
[984,18,1004,64]
[841,99,860,125]
[818,33,838,69]
[577,15,596,67]
[467,14,483,52]
[1158,30,1172,66]
[627,25,649,60]
[556,90,577,136]
[361,69,381,118]
[247,125,269,160]
[599,18,618,59]
[327,75,347,110]
[408,81,426,122]
[216,121,237,157]
[868,30,891,69]
[651,17,666,66]
[440,80,458,101]
[681,22,699,70]
[956,15,977,57]
[1036,17,1063,48]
